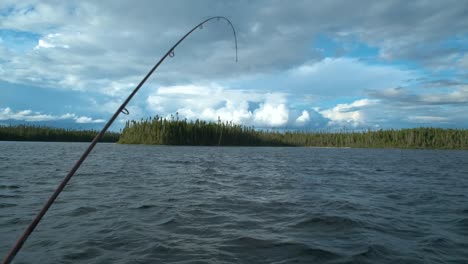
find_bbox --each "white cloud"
[370,85,468,105]
[0,107,105,124]
[253,103,289,127]
[146,83,296,127]
[75,116,105,124]
[34,33,70,50]
[60,113,76,119]
[421,86,468,104]
[0,2,71,32]
[407,116,449,123]
[199,100,253,124]
[0,107,56,121]
[319,99,378,127]
[0,1,466,130]
[158,85,212,96]
[285,58,416,96]
[296,110,310,125]
[35,39,55,49]
[0,1,437,98]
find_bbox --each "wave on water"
[290,214,364,230]
[1,143,468,263]
[0,184,20,189]
[65,206,98,217]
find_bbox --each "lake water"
[1,142,467,263]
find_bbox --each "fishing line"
[2,16,238,264]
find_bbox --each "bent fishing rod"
[2,16,238,264]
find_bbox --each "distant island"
[118,116,468,150]
[0,125,120,142]
[1,120,467,149]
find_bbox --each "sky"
[0,0,467,131]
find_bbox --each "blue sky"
[1,1,467,131]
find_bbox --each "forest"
[2,120,466,149]
[0,125,120,142]
[118,116,468,149]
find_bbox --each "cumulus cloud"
[319,88,468,129]
[319,99,378,127]
[0,108,58,122]
[147,84,299,127]
[0,107,105,124]
[34,33,69,49]
[0,1,466,129]
[295,110,310,125]
[253,102,289,127]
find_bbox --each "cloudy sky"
[1,0,467,131]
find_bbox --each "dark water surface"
[1,142,467,263]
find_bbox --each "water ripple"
[1,142,467,263]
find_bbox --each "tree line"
[2,120,466,149]
[0,124,120,142]
[118,116,283,146]
[118,116,468,149]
